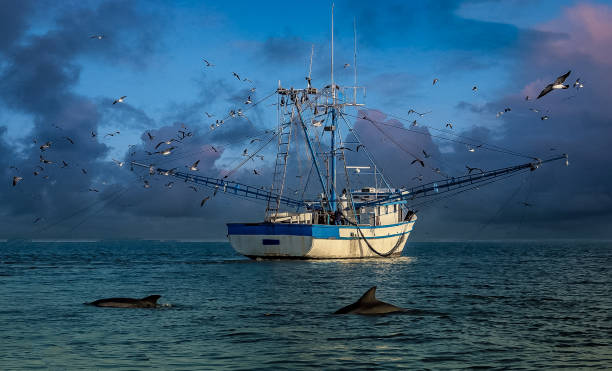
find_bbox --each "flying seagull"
[202,59,214,67]
[253,169,260,175]
[64,136,74,144]
[245,96,252,105]
[433,78,439,85]
[200,196,210,207]
[90,34,104,40]
[210,146,218,153]
[472,86,478,91]
[189,160,200,171]
[541,115,549,121]
[343,63,350,68]
[39,141,52,151]
[12,176,23,186]
[232,72,241,80]
[147,132,154,141]
[112,96,127,105]
[205,112,214,118]
[573,78,584,90]
[112,159,124,167]
[189,185,198,192]
[445,123,453,129]
[537,70,571,99]
[422,150,431,158]
[466,165,483,174]
[411,159,425,167]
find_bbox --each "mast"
[329,2,338,213]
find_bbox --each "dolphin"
[86,295,161,308]
[334,286,405,315]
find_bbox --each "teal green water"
[1,240,611,369]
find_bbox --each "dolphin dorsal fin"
[357,286,377,304]
[142,295,161,304]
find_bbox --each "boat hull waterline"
[227,220,416,259]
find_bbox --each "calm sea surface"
[1,240,610,370]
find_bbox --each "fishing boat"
[131,7,567,259]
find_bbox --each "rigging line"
[221,131,279,180]
[29,185,129,237]
[468,173,528,240]
[407,168,532,210]
[515,171,535,237]
[338,112,394,191]
[364,107,536,159]
[344,112,535,160]
[67,183,132,233]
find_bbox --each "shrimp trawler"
[131,8,567,259]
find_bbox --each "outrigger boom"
[131,154,566,211]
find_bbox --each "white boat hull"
[227,219,416,259]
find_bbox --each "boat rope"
[344,112,537,160]
[341,214,412,257]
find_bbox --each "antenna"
[308,44,314,80]
[331,2,335,103]
[353,17,357,86]
[353,17,357,104]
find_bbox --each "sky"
[1,0,611,241]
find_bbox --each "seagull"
[143,180,150,189]
[525,96,530,101]
[466,165,483,174]
[232,72,241,80]
[411,120,418,127]
[245,96,252,104]
[433,78,439,85]
[39,155,52,164]
[537,70,571,99]
[112,159,124,167]
[203,59,214,67]
[159,146,175,156]
[61,160,69,168]
[467,147,475,152]
[250,138,261,144]
[243,77,253,83]
[250,87,256,93]
[189,185,198,192]
[155,139,177,149]
[529,108,540,113]
[573,78,584,90]
[343,63,350,68]
[422,150,431,158]
[104,131,120,137]
[412,175,423,181]
[33,217,42,224]
[200,196,210,207]
[521,202,533,207]
[81,168,87,174]
[256,155,264,161]
[91,131,97,137]
[472,86,478,91]
[312,119,324,127]
[90,34,104,40]
[189,160,200,171]
[39,141,52,151]
[64,137,74,144]
[242,149,249,156]
[205,112,214,118]
[411,158,425,167]
[253,169,260,175]
[12,176,23,186]
[112,96,127,105]
[229,110,236,117]
[541,115,549,121]
[89,188,99,192]
[165,181,174,188]
[147,132,154,141]
[445,123,453,129]
[504,107,511,113]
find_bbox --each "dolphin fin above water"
[334,286,405,315]
[86,295,161,308]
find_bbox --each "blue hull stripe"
[227,222,414,239]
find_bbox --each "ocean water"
[1,240,610,370]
